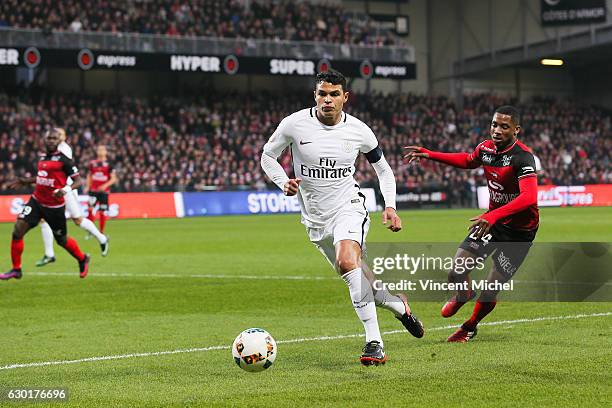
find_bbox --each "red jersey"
[33,151,79,208]
[88,160,113,192]
[468,140,539,230]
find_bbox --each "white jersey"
[58,141,73,159]
[263,107,380,228]
[58,141,74,186]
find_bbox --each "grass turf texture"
[0,207,610,407]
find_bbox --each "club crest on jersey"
[343,141,352,153]
[501,155,512,166]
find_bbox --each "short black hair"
[494,105,520,125]
[315,69,347,91]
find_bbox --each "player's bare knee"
[73,217,82,226]
[335,257,359,275]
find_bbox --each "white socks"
[342,268,383,345]
[40,222,55,258]
[79,218,107,244]
[373,289,407,318]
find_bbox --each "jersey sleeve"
[359,123,379,154]
[467,143,483,165]
[513,152,537,179]
[62,156,79,178]
[262,117,292,159]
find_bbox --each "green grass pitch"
[0,207,610,407]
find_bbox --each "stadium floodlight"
[540,58,564,66]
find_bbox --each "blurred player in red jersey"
[86,145,117,235]
[1,128,90,280]
[404,106,539,342]
[36,128,109,267]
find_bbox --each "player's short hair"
[53,127,67,140]
[44,128,59,138]
[494,106,520,125]
[315,69,347,91]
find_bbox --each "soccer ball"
[232,328,277,372]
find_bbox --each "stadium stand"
[1,90,609,206]
[0,0,398,46]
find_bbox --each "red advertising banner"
[107,192,178,219]
[537,184,612,207]
[0,193,178,222]
[478,184,612,208]
[0,195,30,223]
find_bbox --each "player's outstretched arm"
[7,177,35,189]
[403,146,479,169]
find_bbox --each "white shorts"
[64,190,83,219]
[307,203,370,268]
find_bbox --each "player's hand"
[469,216,491,240]
[382,207,402,232]
[283,178,301,196]
[403,146,430,164]
[53,188,66,198]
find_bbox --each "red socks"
[99,212,106,233]
[63,237,85,262]
[87,210,95,222]
[463,300,497,330]
[11,239,24,270]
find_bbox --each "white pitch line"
[0,312,610,371]
[27,272,335,281]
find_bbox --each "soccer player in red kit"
[86,145,117,234]
[1,128,90,280]
[404,106,539,342]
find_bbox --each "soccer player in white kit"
[261,70,424,365]
[36,128,109,266]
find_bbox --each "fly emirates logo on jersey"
[300,157,353,179]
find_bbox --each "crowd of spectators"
[0,0,397,46]
[0,90,610,207]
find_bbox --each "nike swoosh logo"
[300,141,313,145]
[348,230,360,233]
